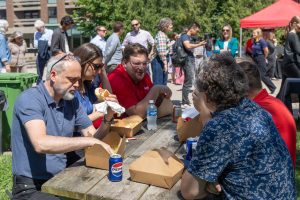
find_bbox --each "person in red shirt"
[108,43,172,118]
[245,37,254,57]
[239,60,296,167]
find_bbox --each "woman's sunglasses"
[88,62,104,70]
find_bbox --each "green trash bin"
[0,73,38,151]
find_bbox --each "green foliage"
[0,155,12,200]
[73,0,277,44]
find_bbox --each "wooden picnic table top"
[42,117,186,200]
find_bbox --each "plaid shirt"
[154,31,170,63]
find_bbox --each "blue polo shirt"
[252,38,267,57]
[11,82,92,180]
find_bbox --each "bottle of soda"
[147,100,157,130]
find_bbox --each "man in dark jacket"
[50,16,74,56]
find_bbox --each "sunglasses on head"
[88,62,104,70]
[50,54,81,72]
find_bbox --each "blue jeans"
[151,56,168,85]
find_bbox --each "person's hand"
[105,93,118,103]
[98,64,108,76]
[105,93,119,119]
[199,41,206,46]
[158,85,172,99]
[163,62,168,72]
[206,182,222,195]
[265,59,268,64]
[5,65,10,72]
[89,138,114,155]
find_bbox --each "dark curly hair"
[196,53,249,111]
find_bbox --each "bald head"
[131,19,140,32]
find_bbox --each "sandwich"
[95,88,110,102]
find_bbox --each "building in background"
[0,0,88,51]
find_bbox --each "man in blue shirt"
[11,54,115,200]
[90,25,107,56]
[180,53,295,199]
[34,19,53,83]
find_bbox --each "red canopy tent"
[240,0,300,28]
[238,0,300,56]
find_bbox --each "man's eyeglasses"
[99,29,107,32]
[222,29,230,32]
[130,61,149,67]
[50,54,80,72]
[131,23,139,27]
[88,62,104,70]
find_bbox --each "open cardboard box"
[110,115,143,138]
[176,114,203,142]
[85,131,126,170]
[129,149,184,189]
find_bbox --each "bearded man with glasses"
[11,54,116,200]
[108,43,172,118]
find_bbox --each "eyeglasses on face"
[88,62,104,70]
[99,29,107,32]
[129,61,149,67]
[222,29,230,32]
[131,23,139,27]
[50,54,81,72]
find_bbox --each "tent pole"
[239,28,243,57]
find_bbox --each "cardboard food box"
[129,149,184,189]
[176,107,203,142]
[110,115,143,138]
[85,131,126,170]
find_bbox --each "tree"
[72,0,197,37]
[72,0,277,43]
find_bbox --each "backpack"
[171,37,187,67]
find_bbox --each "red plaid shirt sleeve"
[155,31,170,63]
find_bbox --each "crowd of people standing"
[0,13,298,199]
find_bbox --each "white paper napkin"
[94,101,125,116]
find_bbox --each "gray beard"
[62,91,75,100]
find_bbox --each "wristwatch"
[103,114,114,125]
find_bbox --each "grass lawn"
[296,118,300,199]
[0,120,300,199]
[0,154,12,200]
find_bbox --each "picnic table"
[42,117,186,200]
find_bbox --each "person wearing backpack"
[180,22,206,106]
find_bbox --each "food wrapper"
[94,101,125,116]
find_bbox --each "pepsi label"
[111,162,122,177]
[109,154,123,182]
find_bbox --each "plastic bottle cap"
[149,100,154,103]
